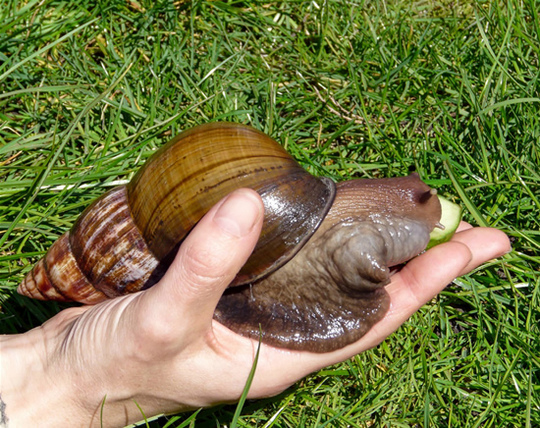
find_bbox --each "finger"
[142,189,264,327]
[348,227,510,352]
[380,241,472,334]
[450,227,511,276]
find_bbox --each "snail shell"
[18,122,441,352]
[19,122,335,303]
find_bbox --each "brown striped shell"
[18,123,335,304]
[18,122,442,352]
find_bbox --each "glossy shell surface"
[127,122,336,285]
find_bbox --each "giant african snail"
[18,122,444,353]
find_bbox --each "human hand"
[0,189,510,427]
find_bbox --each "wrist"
[0,327,89,427]
[0,306,192,428]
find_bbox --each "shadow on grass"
[143,387,298,428]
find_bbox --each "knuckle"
[166,242,234,303]
[179,243,231,285]
[134,316,178,352]
[130,308,184,360]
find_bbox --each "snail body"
[216,175,441,351]
[18,122,441,352]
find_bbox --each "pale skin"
[0,189,511,427]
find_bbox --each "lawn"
[1,0,539,426]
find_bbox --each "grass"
[1,0,539,426]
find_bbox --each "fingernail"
[214,189,262,237]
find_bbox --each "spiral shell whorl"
[18,186,160,303]
[19,233,108,304]
[69,186,159,298]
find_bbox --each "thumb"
[143,188,264,326]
